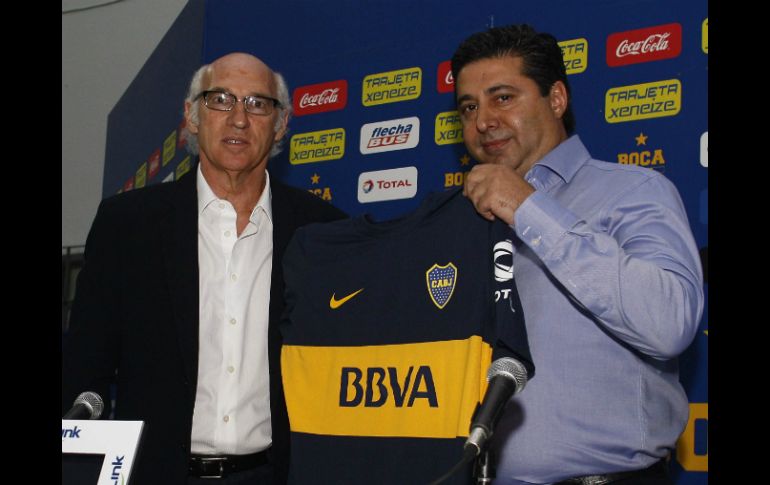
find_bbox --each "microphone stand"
[474,450,494,484]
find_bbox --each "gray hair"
[182,63,292,158]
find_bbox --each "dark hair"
[451,24,575,134]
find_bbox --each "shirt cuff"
[512,191,581,259]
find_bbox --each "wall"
[62,0,189,246]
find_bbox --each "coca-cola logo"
[437,60,454,93]
[299,88,340,108]
[616,33,671,57]
[293,80,348,116]
[607,23,681,67]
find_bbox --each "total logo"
[357,166,418,203]
[360,116,420,154]
[607,23,682,67]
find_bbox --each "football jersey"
[280,188,534,484]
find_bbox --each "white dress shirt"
[191,165,274,454]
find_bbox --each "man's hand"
[462,164,535,225]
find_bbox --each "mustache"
[480,136,508,144]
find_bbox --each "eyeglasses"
[196,90,281,116]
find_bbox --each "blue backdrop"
[103,0,708,482]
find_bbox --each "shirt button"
[230,273,237,281]
[218,202,225,209]
[223,415,230,423]
[229,318,237,325]
[227,366,235,373]
[224,230,231,237]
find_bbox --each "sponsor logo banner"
[135,161,148,188]
[175,155,191,180]
[148,146,161,180]
[436,60,454,93]
[162,130,176,167]
[357,166,418,203]
[605,79,681,123]
[617,132,666,172]
[282,336,492,438]
[290,128,346,165]
[307,173,334,201]
[702,19,708,53]
[607,23,682,67]
[435,111,463,145]
[360,116,420,154]
[293,79,348,116]
[493,240,514,282]
[362,67,422,106]
[559,38,588,74]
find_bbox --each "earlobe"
[184,101,199,134]
[550,81,568,117]
[274,113,288,142]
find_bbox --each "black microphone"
[63,391,104,420]
[464,357,528,457]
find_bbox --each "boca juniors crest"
[426,263,457,309]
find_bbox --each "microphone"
[464,357,528,457]
[63,391,104,420]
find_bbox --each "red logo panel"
[607,23,681,67]
[437,60,454,93]
[293,80,348,116]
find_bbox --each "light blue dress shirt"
[491,135,703,484]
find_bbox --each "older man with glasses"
[62,53,346,485]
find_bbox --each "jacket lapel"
[159,172,200,391]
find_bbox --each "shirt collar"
[525,135,591,188]
[197,164,219,215]
[197,164,273,225]
[252,171,273,226]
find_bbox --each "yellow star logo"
[635,133,648,146]
[460,154,470,166]
[311,174,320,184]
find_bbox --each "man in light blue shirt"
[451,24,703,484]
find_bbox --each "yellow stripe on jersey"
[281,336,492,438]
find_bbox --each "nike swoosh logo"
[329,288,364,309]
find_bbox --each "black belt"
[188,450,269,479]
[553,459,669,485]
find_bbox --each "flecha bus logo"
[607,23,682,67]
[360,116,420,154]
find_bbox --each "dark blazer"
[62,170,346,485]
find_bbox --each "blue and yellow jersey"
[281,188,534,484]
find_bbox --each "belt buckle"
[198,457,226,479]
